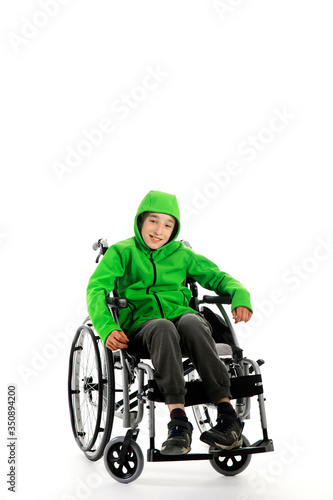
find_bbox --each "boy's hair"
[137,211,178,242]
[137,211,150,232]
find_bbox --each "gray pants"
[128,312,231,405]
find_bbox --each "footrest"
[210,439,274,457]
[147,439,274,462]
[147,449,212,462]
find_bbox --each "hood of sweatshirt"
[134,190,181,252]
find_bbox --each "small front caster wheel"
[209,435,252,476]
[104,436,144,483]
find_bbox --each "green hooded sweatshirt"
[86,190,252,344]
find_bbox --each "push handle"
[93,238,109,263]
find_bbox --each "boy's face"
[141,212,176,249]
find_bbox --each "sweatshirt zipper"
[147,251,164,317]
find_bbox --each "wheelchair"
[68,238,274,483]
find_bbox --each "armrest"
[106,297,128,308]
[202,293,232,305]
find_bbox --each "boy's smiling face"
[141,212,176,249]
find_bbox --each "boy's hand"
[106,330,129,351]
[232,307,252,324]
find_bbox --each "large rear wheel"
[68,318,114,461]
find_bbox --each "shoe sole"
[200,433,242,450]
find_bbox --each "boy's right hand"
[106,330,129,351]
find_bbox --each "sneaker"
[200,412,243,450]
[160,418,193,455]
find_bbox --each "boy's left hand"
[232,306,252,323]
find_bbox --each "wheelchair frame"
[68,239,273,483]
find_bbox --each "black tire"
[209,435,252,476]
[68,318,115,460]
[104,436,144,483]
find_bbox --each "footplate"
[147,439,274,462]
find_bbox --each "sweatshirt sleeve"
[86,245,125,343]
[186,249,253,313]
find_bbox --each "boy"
[87,190,252,455]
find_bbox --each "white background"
[1,1,332,499]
